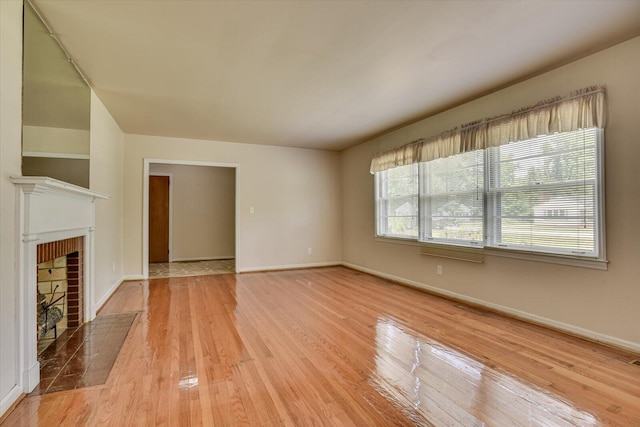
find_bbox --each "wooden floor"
[3,267,639,426]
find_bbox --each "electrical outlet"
[437,265,443,275]
[249,206,254,214]
[307,247,312,255]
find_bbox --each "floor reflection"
[370,317,598,426]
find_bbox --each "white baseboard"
[171,256,235,262]
[23,361,39,393]
[238,261,341,273]
[122,274,145,281]
[93,274,147,311]
[0,385,23,419]
[93,277,126,313]
[342,262,640,354]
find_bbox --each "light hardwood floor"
[3,267,639,426]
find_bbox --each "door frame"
[148,172,173,263]
[142,158,240,278]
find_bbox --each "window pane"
[420,151,484,245]
[376,164,418,238]
[492,131,597,188]
[488,128,600,256]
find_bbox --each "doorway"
[143,159,239,278]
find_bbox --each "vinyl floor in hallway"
[2,267,639,426]
[148,259,235,278]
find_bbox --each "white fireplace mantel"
[12,176,108,393]
[12,176,107,238]
[11,175,106,197]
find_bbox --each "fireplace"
[36,238,85,343]
[12,177,107,393]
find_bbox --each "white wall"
[150,163,235,261]
[90,91,125,310]
[342,37,640,350]
[0,0,24,416]
[124,134,342,275]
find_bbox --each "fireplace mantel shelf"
[11,176,108,200]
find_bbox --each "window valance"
[370,86,606,174]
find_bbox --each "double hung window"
[372,86,606,261]
[375,164,418,239]
[486,129,600,256]
[419,150,484,246]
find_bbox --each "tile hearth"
[29,312,136,396]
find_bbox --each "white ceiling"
[31,0,640,151]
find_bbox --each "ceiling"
[31,0,640,151]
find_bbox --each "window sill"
[374,236,420,247]
[374,236,608,270]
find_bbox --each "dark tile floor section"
[29,312,137,396]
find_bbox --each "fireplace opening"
[37,256,67,342]
[36,238,84,352]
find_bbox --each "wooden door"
[149,175,170,263]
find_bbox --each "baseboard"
[122,274,145,281]
[171,256,235,262]
[0,386,23,420]
[23,361,39,393]
[93,277,126,314]
[342,262,640,354]
[238,261,341,273]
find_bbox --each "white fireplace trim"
[11,176,107,393]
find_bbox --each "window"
[487,128,601,257]
[420,150,484,246]
[374,128,604,259]
[375,164,418,239]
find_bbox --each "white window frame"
[486,129,604,258]
[373,129,607,268]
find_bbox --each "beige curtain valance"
[370,86,606,173]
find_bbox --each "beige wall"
[124,134,342,274]
[342,36,640,349]
[21,157,89,188]
[23,126,90,155]
[90,91,125,309]
[0,0,23,414]
[150,163,235,261]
